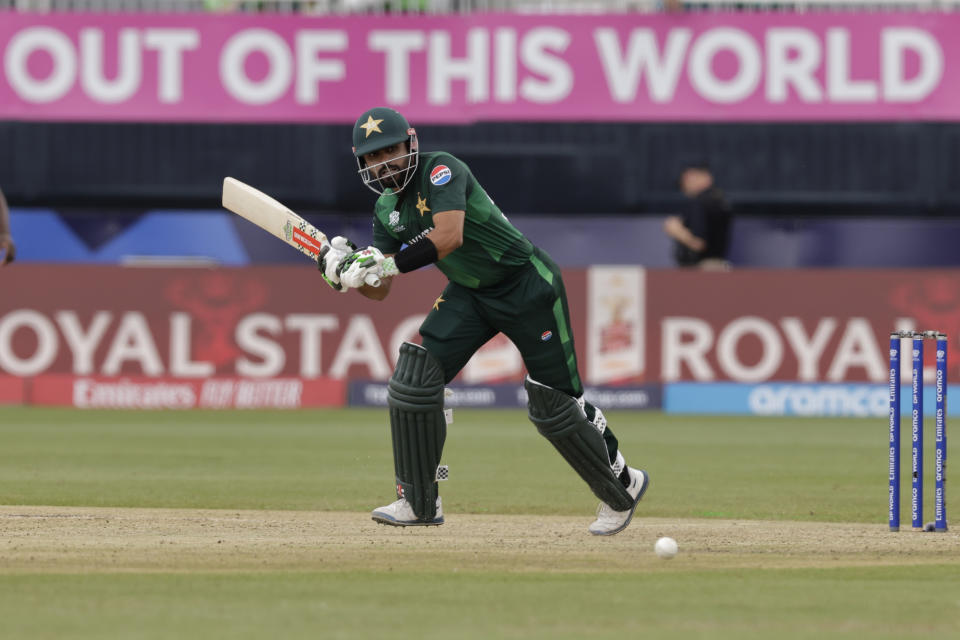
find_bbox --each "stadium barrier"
[1,264,957,415]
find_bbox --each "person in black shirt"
[0,186,15,266]
[663,164,731,270]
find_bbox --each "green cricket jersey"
[371,151,534,289]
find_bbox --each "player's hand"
[0,234,15,266]
[338,246,385,289]
[317,236,356,291]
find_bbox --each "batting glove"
[317,236,356,291]
[338,246,385,289]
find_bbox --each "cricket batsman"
[318,107,649,535]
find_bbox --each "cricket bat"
[221,177,379,286]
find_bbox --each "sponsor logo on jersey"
[430,165,452,185]
[541,330,553,342]
[408,227,434,245]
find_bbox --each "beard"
[378,165,405,191]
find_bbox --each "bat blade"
[221,177,380,288]
[222,177,328,258]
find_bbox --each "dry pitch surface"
[3,506,958,574]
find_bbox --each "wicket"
[888,330,948,532]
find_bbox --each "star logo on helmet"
[433,296,445,310]
[360,115,384,138]
[416,193,430,216]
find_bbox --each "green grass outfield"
[0,407,957,639]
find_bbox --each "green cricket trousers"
[418,247,620,457]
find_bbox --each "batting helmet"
[352,107,419,195]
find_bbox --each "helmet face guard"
[352,107,419,195]
[355,130,419,195]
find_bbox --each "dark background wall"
[2,121,958,217]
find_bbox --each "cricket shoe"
[371,497,444,526]
[588,468,649,536]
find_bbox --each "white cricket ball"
[654,536,678,559]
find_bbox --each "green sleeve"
[372,214,403,255]
[424,155,468,214]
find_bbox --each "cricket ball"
[654,536,678,559]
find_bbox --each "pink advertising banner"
[0,11,956,122]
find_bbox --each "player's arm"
[376,209,462,276]
[663,215,705,252]
[424,210,464,259]
[343,209,464,293]
[0,186,15,266]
